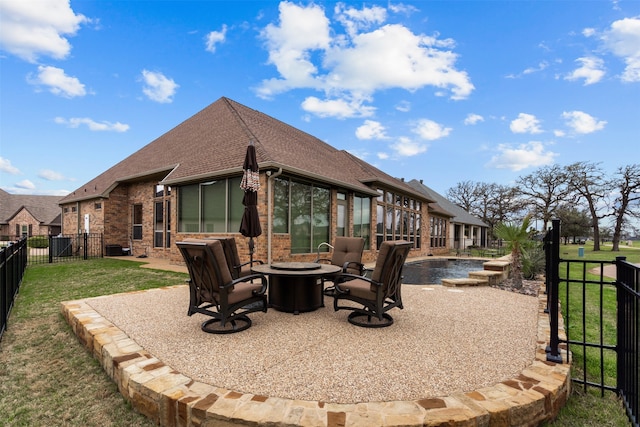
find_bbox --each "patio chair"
[332,240,412,328]
[215,237,264,279]
[315,236,365,297]
[176,239,268,334]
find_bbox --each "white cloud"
[553,129,566,137]
[395,100,411,112]
[356,120,387,140]
[15,179,36,190]
[0,157,20,175]
[601,17,640,82]
[140,70,179,103]
[486,141,557,171]
[390,137,427,156]
[562,111,607,134]
[205,24,227,53]
[523,61,549,75]
[38,169,66,181]
[510,113,543,134]
[564,56,606,85]
[412,119,451,140]
[259,2,331,92]
[335,3,386,37]
[464,113,484,125]
[54,117,130,132]
[29,65,86,98]
[377,152,389,160]
[0,0,88,62]
[257,2,473,117]
[301,96,375,118]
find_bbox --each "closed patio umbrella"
[239,141,262,266]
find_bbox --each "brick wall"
[6,208,52,237]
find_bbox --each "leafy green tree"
[494,216,532,289]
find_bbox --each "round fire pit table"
[251,262,341,314]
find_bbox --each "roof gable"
[60,97,429,203]
[0,189,62,225]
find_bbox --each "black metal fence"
[24,233,104,265]
[1,237,27,342]
[546,219,639,426]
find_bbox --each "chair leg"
[347,311,393,328]
[201,315,252,334]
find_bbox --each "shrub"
[522,242,545,279]
[28,235,49,249]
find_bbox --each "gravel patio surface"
[86,284,538,404]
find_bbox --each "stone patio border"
[61,283,570,427]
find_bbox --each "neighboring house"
[58,97,442,265]
[407,179,489,251]
[0,189,62,241]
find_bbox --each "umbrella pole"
[249,237,255,267]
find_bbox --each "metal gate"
[546,219,639,426]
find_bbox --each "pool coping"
[61,282,570,427]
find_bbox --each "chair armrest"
[341,261,365,275]
[223,273,268,295]
[233,259,264,275]
[334,273,381,292]
[315,257,332,264]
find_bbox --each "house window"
[430,217,446,249]
[353,195,371,250]
[132,204,143,240]
[154,185,172,248]
[336,192,347,237]
[273,178,289,233]
[94,202,102,210]
[273,177,330,254]
[177,177,243,233]
[375,189,421,249]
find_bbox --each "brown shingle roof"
[60,97,430,203]
[0,189,62,225]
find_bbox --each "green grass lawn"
[543,242,638,427]
[0,247,636,426]
[0,259,188,427]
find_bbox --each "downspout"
[266,168,283,264]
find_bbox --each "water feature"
[402,258,486,284]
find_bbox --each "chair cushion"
[331,237,364,274]
[228,281,263,304]
[207,240,234,286]
[371,241,392,283]
[340,278,376,300]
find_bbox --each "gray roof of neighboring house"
[0,189,62,226]
[60,97,428,204]
[406,179,488,228]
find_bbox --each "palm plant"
[494,216,532,289]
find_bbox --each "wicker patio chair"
[176,239,268,334]
[332,240,412,328]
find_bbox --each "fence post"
[83,233,88,260]
[546,219,563,363]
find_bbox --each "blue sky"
[1,0,639,198]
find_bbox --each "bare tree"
[565,161,611,251]
[446,180,480,212]
[610,164,640,251]
[515,164,574,230]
